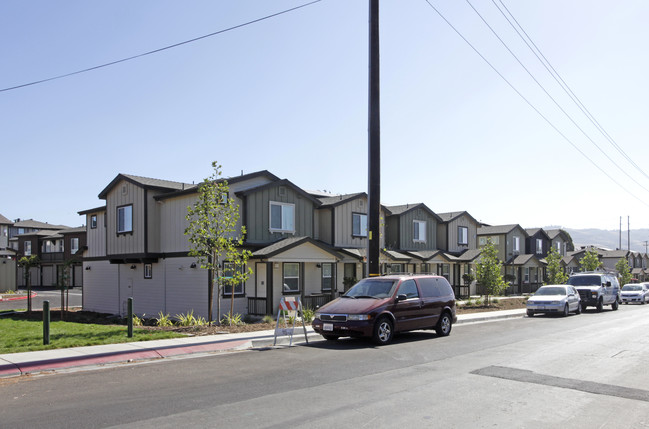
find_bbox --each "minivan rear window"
[417,277,441,297]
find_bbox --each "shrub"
[132,314,145,326]
[176,310,198,326]
[492,298,500,304]
[474,297,484,306]
[156,311,173,327]
[262,314,274,324]
[301,307,315,323]
[221,312,243,326]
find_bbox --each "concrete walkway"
[0,308,526,378]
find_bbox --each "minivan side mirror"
[396,294,408,302]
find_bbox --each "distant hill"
[559,228,649,254]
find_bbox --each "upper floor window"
[270,202,294,233]
[536,239,543,254]
[555,241,562,253]
[513,236,520,253]
[413,220,426,243]
[479,236,499,246]
[458,226,468,245]
[352,213,368,237]
[24,241,31,256]
[117,205,133,234]
[18,228,25,235]
[90,215,97,229]
[71,238,79,254]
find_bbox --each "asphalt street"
[0,288,82,312]
[1,303,648,428]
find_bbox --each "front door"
[254,262,267,315]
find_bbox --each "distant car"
[312,274,457,345]
[620,283,649,304]
[566,272,620,312]
[526,285,581,317]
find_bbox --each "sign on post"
[273,296,309,346]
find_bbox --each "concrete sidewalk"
[0,308,526,378]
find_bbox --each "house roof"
[507,254,545,266]
[384,203,442,222]
[12,219,69,230]
[318,192,366,208]
[78,206,107,215]
[406,250,449,262]
[525,228,550,240]
[477,224,525,236]
[545,229,570,241]
[236,179,322,206]
[453,248,482,262]
[436,211,479,224]
[60,226,86,235]
[98,173,196,199]
[0,213,13,225]
[251,236,340,259]
[601,250,630,259]
[382,249,413,262]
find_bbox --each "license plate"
[323,323,333,332]
[537,306,545,310]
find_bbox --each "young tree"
[475,238,506,305]
[615,258,632,286]
[545,247,569,285]
[185,162,252,324]
[57,259,75,321]
[579,248,602,272]
[19,255,40,313]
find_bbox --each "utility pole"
[367,0,381,277]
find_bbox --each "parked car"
[620,283,649,304]
[566,271,620,312]
[312,274,457,345]
[526,285,581,317]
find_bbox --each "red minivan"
[312,274,457,345]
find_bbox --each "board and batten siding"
[159,194,196,253]
[85,211,107,258]
[332,198,368,248]
[106,180,145,256]
[391,209,437,251]
[244,185,314,244]
[446,216,478,253]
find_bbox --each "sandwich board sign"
[273,296,309,346]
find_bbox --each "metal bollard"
[127,297,133,338]
[43,300,50,345]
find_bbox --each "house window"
[270,202,295,233]
[71,238,79,254]
[439,263,450,280]
[413,220,426,243]
[421,263,430,273]
[321,263,333,291]
[117,205,133,234]
[144,263,152,279]
[479,237,486,246]
[90,215,97,229]
[536,239,543,254]
[222,262,244,295]
[352,213,368,237]
[283,263,300,293]
[524,267,530,283]
[24,241,31,256]
[458,226,468,245]
[389,263,403,274]
[555,241,561,253]
[513,236,520,253]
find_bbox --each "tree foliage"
[545,247,568,285]
[615,257,632,286]
[19,254,39,313]
[185,162,252,324]
[475,238,506,305]
[579,248,602,272]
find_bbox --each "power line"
[422,0,649,208]
[493,0,649,184]
[464,0,649,195]
[0,0,322,93]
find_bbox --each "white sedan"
[620,283,649,304]
[527,285,581,317]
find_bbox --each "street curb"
[0,292,37,302]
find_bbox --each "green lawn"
[0,317,185,354]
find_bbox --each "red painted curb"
[0,362,22,377]
[0,292,37,302]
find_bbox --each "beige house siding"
[333,198,371,248]
[398,209,437,251]
[85,211,107,258]
[159,194,195,253]
[82,260,119,314]
[106,180,145,256]
[445,217,478,253]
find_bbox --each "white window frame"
[458,226,468,245]
[321,263,333,291]
[24,241,31,256]
[117,205,133,234]
[282,262,300,293]
[513,236,520,253]
[269,202,295,233]
[524,267,530,283]
[536,239,543,254]
[71,238,79,254]
[222,261,244,296]
[90,215,97,229]
[413,220,426,243]
[352,213,368,237]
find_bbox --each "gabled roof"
[251,236,340,259]
[0,213,12,225]
[318,192,366,208]
[545,229,570,241]
[12,219,69,230]
[507,254,545,266]
[98,173,195,199]
[406,250,449,262]
[601,250,630,259]
[156,170,281,201]
[436,211,479,225]
[453,248,482,262]
[78,206,107,215]
[478,224,526,236]
[525,228,550,240]
[384,203,442,222]
[382,249,413,262]
[60,226,86,235]
[235,179,322,206]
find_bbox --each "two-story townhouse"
[545,229,573,257]
[0,213,12,250]
[436,211,481,296]
[384,204,441,275]
[525,228,551,258]
[600,249,629,273]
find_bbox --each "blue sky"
[2,0,648,232]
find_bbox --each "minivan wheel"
[562,304,569,317]
[596,299,603,312]
[372,317,394,345]
[612,300,619,311]
[435,312,452,337]
[527,310,534,317]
